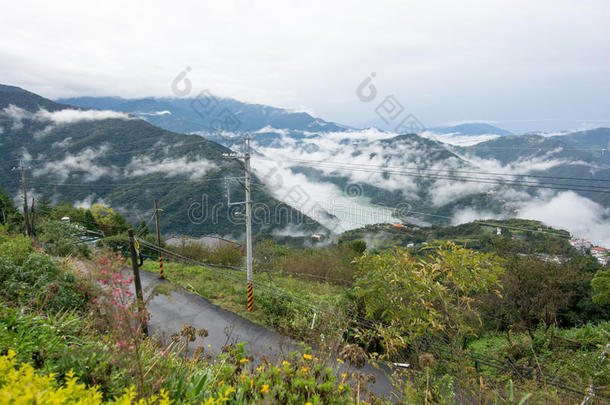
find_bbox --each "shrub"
[170,240,243,267]
[38,219,91,258]
[591,268,610,306]
[0,253,85,312]
[354,242,504,355]
[0,350,170,404]
[0,235,33,265]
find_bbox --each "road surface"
[138,269,396,399]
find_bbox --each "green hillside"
[0,85,320,237]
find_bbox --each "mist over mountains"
[0,85,322,237]
[1,86,608,245]
[58,94,610,246]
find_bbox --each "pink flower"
[129,345,134,351]
[110,359,116,364]
[92,299,97,303]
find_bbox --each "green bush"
[38,219,90,258]
[170,240,243,267]
[0,253,85,312]
[0,235,33,265]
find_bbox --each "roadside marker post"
[247,282,254,312]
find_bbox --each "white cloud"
[135,110,171,116]
[125,156,216,179]
[421,131,500,146]
[51,137,72,148]
[2,105,29,129]
[35,108,132,124]
[74,194,107,209]
[0,104,133,138]
[517,192,610,247]
[32,146,117,181]
[451,208,504,225]
[2,1,609,132]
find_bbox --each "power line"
[257,157,610,194]
[266,156,610,183]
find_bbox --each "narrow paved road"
[138,270,396,400]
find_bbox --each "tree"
[354,242,504,356]
[90,204,128,235]
[591,268,610,306]
[480,255,584,338]
[0,189,23,232]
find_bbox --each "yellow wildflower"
[337,358,344,364]
[301,367,309,372]
[282,361,290,366]
[306,403,313,405]
[240,358,249,363]
[218,380,224,387]
[261,384,269,394]
[257,365,264,371]
[339,385,344,390]
[341,373,347,379]
[303,353,312,360]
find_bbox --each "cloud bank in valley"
[244,127,610,245]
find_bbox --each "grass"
[140,260,352,343]
[466,323,610,397]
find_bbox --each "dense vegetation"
[1,187,609,403]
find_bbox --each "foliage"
[49,203,99,231]
[256,242,361,285]
[591,268,610,306]
[479,255,594,336]
[38,219,91,257]
[0,252,86,312]
[467,322,610,396]
[0,234,33,265]
[91,204,129,236]
[0,350,171,404]
[354,242,504,355]
[169,239,243,267]
[0,189,23,233]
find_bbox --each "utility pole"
[128,229,148,335]
[223,136,254,312]
[153,199,164,279]
[14,161,31,236]
[244,137,254,312]
[30,197,36,237]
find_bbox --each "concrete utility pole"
[153,199,164,279]
[14,161,31,236]
[244,137,253,294]
[223,136,254,311]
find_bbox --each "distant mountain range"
[3,86,610,245]
[0,85,322,237]
[430,123,513,136]
[58,96,349,135]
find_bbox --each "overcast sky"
[1,0,609,132]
